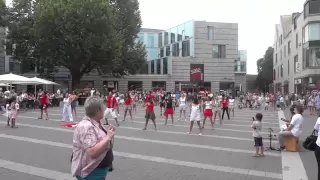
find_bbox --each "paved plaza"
[0,105,290,180]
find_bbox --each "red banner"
[190,64,204,82]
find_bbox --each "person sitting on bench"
[277,105,304,151]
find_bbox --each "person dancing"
[202,97,214,129]
[164,93,174,125]
[221,95,230,120]
[130,92,137,114]
[213,96,222,124]
[62,93,73,122]
[159,92,166,116]
[143,99,157,131]
[104,92,119,126]
[229,96,235,117]
[188,97,202,135]
[178,93,187,121]
[123,92,133,122]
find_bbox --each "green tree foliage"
[256,47,274,92]
[6,0,147,89]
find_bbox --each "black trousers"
[315,145,320,180]
[222,107,230,120]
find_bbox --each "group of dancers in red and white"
[103,90,235,136]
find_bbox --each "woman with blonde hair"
[71,96,114,180]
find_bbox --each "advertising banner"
[190,64,204,82]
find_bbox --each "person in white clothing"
[228,96,235,117]
[178,93,187,121]
[188,98,202,135]
[62,93,73,122]
[277,105,304,151]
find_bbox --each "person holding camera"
[71,96,114,180]
[251,113,264,157]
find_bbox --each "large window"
[156,59,161,74]
[170,33,175,43]
[160,48,164,57]
[158,33,162,47]
[151,60,155,74]
[166,46,170,56]
[212,45,226,58]
[304,48,320,68]
[280,64,283,77]
[147,33,155,48]
[138,33,144,43]
[288,41,291,55]
[240,62,246,72]
[304,23,320,43]
[163,57,168,74]
[208,26,214,40]
[294,55,298,73]
[172,43,179,56]
[273,69,276,80]
[182,40,190,57]
[164,32,168,45]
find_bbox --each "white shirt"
[179,97,186,106]
[229,99,235,106]
[314,117,320,147]
[280,97,284,103]
[290,114,304,137]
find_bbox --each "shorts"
[71,101,77,108]
[145,112,156,120]
[179,104,186,111]
[164,108,174,117]
[104,108,117,119]
[203,109,213,117]
[39,104,48,110]
[160,102,165,108]
[254,137,263,147]
[125,105,132,111]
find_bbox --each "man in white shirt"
[277,105,304,151]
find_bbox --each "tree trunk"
[71,71,81,91]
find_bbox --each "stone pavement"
[0,105,283,180]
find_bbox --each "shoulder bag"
[302,130,318,151]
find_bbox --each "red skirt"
[164,108,174,117]
[204,109,213,117]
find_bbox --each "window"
[207,26,214,40]
[276,54,278,63]
[178,34,182,41]
[163,57,168,74]
[288,41,291,55]
[170,33,175,43]
[280,64,283,77]
[296,33,298,48]
[288,60,290,75]
[166,46,170,56]
[212,45,226,58]
[138,33,144,43]
[9,61,14,72]
[164,32,168,45]
[284,45,286,58]
[172,43,179,56]
[240,62,246,72]
[160,48,164,57]
[156,59,161,74]
[294,55,298,73]
[158,33,162,47]
[147,33,155,48]
[280,50,282,60]
[182,40,190,57]
[273,69,276,80]
[151,60,155,74]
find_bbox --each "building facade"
[16,20,244,94]
[273,0,320,94]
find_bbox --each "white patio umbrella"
[0,73,35,84]
[29,77,59,85]
[0,83,13,87]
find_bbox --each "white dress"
[62,98,73,121]
[179,97,186,111]
[229,99,235,109]
[190,104,201,121]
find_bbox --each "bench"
[285,136,299,152]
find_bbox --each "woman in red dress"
[38,91,49,120]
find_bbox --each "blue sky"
[138,0,306,74]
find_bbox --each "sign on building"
[190,64,204,82]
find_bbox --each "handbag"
[303,130,318,151]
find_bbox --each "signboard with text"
[190,64,204,82]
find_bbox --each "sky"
[138,0,306,74]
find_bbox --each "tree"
[6,0,147,89]
[255,47,274,92]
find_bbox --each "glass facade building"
[137,31,160,61]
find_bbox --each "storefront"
[128,81,143,91]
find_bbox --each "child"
[9,100,19,128]
[142,99,157,131]
[251,113,264,157]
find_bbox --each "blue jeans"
[76,168,109,180]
